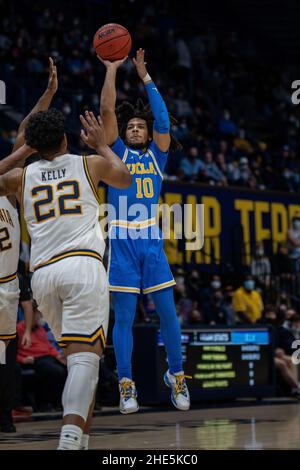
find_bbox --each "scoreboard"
[132,325,275,404]
[157,327,275,400]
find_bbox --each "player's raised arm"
[98,56,127,145]
[12,57,58,154]
[133,48,171,152]
[0,168,22,197]
[0,144,34,175]
[80,111,131,188]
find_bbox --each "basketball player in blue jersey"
[99,49,190,414]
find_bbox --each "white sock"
[57,424,83,450]
[80,433,89,450]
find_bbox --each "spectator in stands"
[17,303,67,410]
[200,274,222,306]
[276,167,295,192]
[202,289,228,324]
[215,152,229,183]
[199,150,226,185]
[282,308,297,330]
[186,270,203,304]
[222,285,236,326]
[232,274,264,323]
[273,243,293,275]
[218,109,237,137]
[233,157,253,187]
[233,128,253,155]
[186,308,205,325]
[179,146,204,181]
[290,315,300,340]
[251,243,271,290]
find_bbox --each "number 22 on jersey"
[32,180,82,223]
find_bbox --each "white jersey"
[0,196,20,280]
[22,154,105,271]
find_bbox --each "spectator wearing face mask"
[234,157,253,187]
[200,275,222,305]
[232,275,264,323]
[276,167,295,192]
[250,243,271,290]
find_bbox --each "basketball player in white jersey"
[0,108,131,449]
[0,146,33,363]
[0,56,58,357]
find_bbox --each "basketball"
[93,23,132,61]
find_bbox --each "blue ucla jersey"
[108,136,175,294]
[108,136,168,222]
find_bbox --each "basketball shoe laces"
[120,380,136,401]
[174,375,192,397]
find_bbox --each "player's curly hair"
[25,108,66,155]
[116,99,182,151]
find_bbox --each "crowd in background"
[1,0,300,192]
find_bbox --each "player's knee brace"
[62,352,99,421]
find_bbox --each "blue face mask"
[244,280,255,291]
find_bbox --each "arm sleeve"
[110,136,128,161]
[144,81,170,134]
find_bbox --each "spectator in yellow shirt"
[232,275,263,323]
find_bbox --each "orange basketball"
[93,23,132,61]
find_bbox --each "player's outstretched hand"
[80,110,107,149]
[132,48,148,81]
[97,55,128,70]
[47,57,58,95]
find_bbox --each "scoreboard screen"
[157,327,275,399]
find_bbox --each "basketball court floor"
[0,401,300,450]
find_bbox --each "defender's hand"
[47,57,58,95]
[132,48,148,81]
[80,111,107,149]
[97,55,128,70]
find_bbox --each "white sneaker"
[119,378,139,414]
[164,370,190,411]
